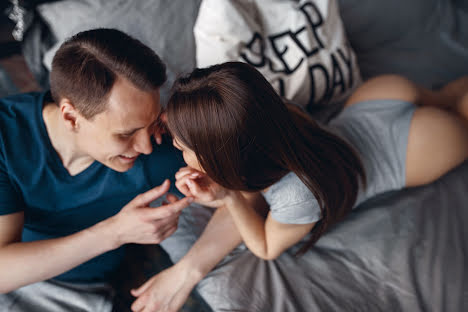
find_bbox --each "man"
[0,28,191,311]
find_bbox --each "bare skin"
[345,75,468,186]
[0,77,191,294]
[131,75,468,312]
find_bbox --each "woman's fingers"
[132,278,153,297]
[186,179,201,196]
[131,293,147,311]
[175,178,192,197]
[175,167,194,180]
[175,167,204,180]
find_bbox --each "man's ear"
[59,98,80,131]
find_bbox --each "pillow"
[194,0,362,117]
[37,0,202,105]
[337,0,468,88]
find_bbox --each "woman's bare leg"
[405,76,468,186]
[405,105,468,186]
[345,75,468,187]
[426,76,468,119]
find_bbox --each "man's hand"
[105,180,192,249]
[130,262,201,312]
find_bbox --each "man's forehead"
[105,96,160,131]
[95,76,160,129]
[109,106,160,131]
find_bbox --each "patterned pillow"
[194,0,362,117]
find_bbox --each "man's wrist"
[87,217,121,251]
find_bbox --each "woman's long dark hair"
[167,62,366,254]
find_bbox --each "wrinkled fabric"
[0,280,113,312]
[162,160,468,312]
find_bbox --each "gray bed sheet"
[23,0,468,310]
[161,160,468,311]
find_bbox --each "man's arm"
[0,181,190,294]
[0,211,117,293]
[130,206,242,312]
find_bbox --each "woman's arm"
[176,167,315,260]
[178,169,316,261]
[131,206,242,312]
[224,192,315,260]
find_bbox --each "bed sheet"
[20,0,468,310]
[162,160,468,311]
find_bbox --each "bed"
[10,0,468,311]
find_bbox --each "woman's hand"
[130,263,201,312]
[175,166,233,208]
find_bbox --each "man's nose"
[133,131,153,155]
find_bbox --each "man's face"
[76,77,161,172]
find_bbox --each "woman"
[131,62,468,311]
[167,62,468,259]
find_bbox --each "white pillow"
[194,0,362,114]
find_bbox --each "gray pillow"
[337,0,468,88]
[38,0,468,96]
[37,0,202,105]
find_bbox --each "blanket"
[162,161,468,311]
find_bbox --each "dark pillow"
[338,0,468,88]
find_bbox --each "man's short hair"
[50,28,166,119]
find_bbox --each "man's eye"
[119,133,133,139]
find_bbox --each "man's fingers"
[153,212,180,233]
[131,180,170,207]
[160,197,192,215]
[160,225,178,242]
[166,193,179,204]
[144,197,192,220]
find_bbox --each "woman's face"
[172,137,205,172]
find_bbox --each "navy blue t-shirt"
[0,92,185,282]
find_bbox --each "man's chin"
[113,164,134,172]
[107,156,138,172]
